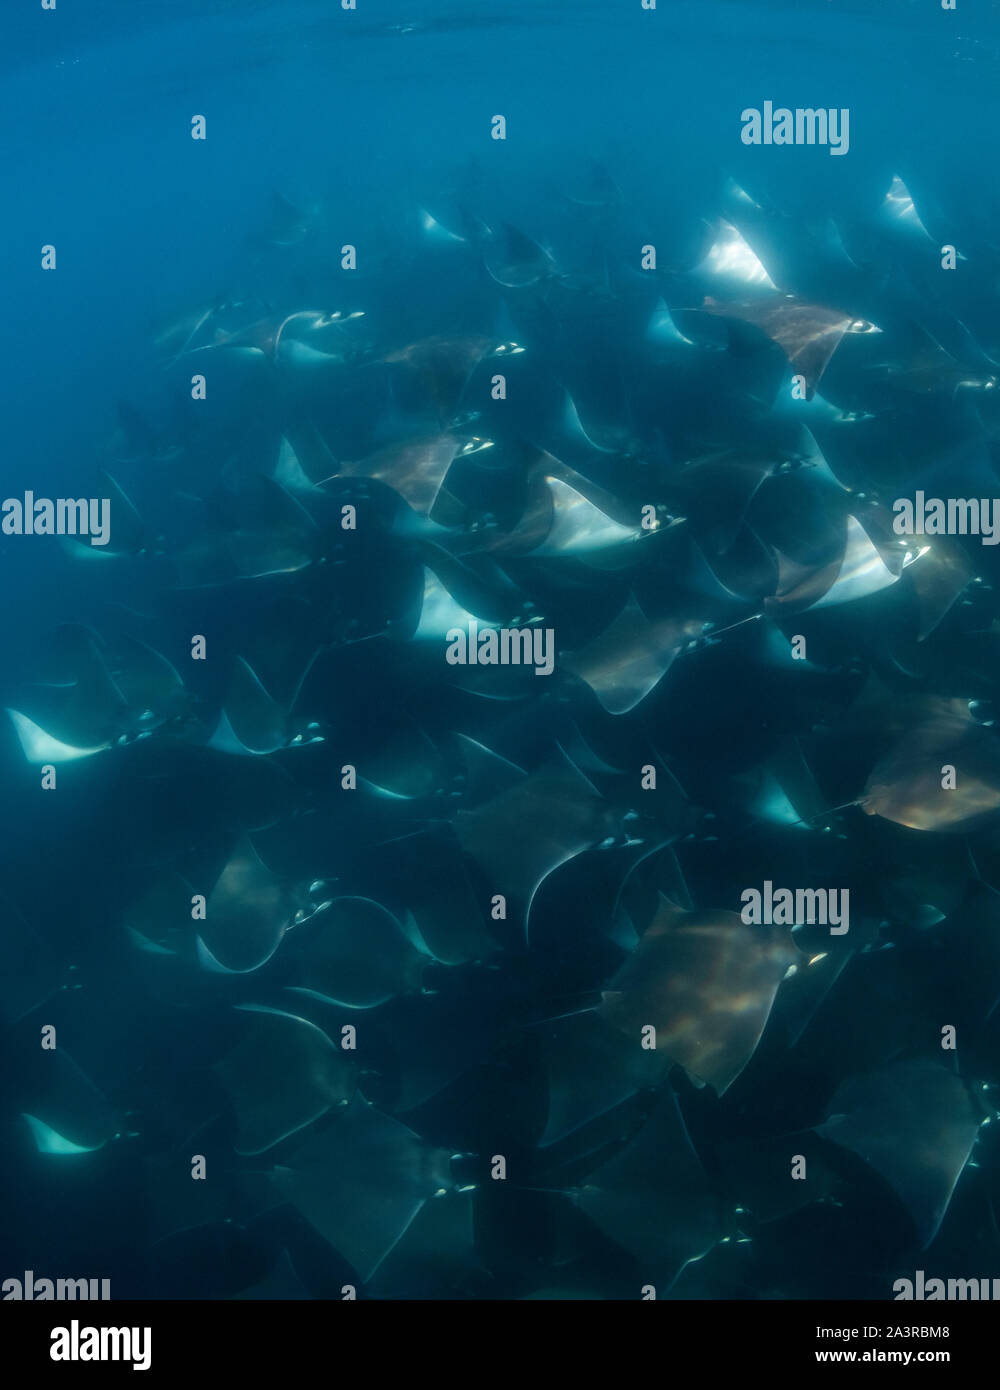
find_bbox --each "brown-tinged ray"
[597,894,799,1092]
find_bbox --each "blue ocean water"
[1,1,994,639]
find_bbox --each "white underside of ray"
[883,175,931,241]
[209,658,288,754]
[357,777,416,800]
[724,176,761,210]
[22,1114,107,1155]
[748,771,809,827]
[126,926,177,956]
[699,220,776,290]
[208,708,263,756]
[812,516,898,609]
[535,476,638,555]
[413,568,483,639]
[285,985,382,1010]
[59,536,118,560]
[196,932,283,974]
[6,709,109,763]
[275,340,343,370]
[646,298,693,347]
[419,208,466,243]
[394,907,440,960]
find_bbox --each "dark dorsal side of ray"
[275,1098,454,1281]
[455,756,617,917]
[576,1088,722,1281]
[286,896,427,1008]
[540,1012,669,1147]
[213,1005,357,1155]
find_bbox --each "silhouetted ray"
[539,1013,669,1146]
[483,222,556,288]
[109,635,191,729]
[562,595,698,714]
[382,828,499,963]
[575,1089,722,1280]
[670,450,776,553]
[357,719,442,800]
[274,1098,455,1280]
[260,191,314,247]
[455,755,622,922]
[384,335,519,424]
[286,897,428,1008]
[213,1005,356,1155]
[62,471,147,559]
[907,538,975,641]
[226,476,321,577]
[364,1190,476,1298]
[817,1059,981,1247]
[171,477,320,586]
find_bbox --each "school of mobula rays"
[7,163,1000,1299]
